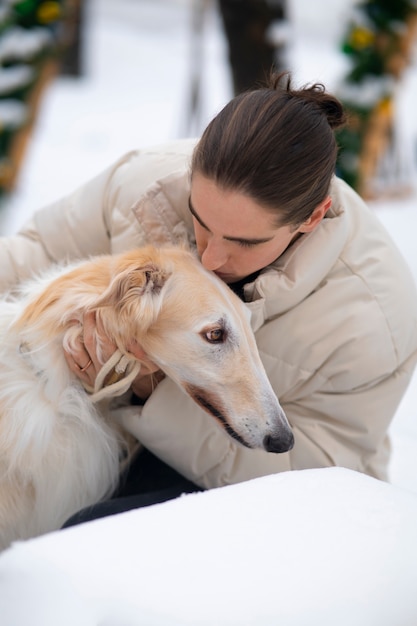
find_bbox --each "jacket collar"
[243,204,348,329]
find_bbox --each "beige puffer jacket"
[1,138,417,486]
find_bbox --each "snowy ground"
[1,466,417,626]
[1,2,417,623]
[0,0,417,496]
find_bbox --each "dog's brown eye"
[205,328,224,343]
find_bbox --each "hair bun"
[268,71,346,130]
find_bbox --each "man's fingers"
[82,311,98,360]
[127,340,159,374]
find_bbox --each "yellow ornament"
[36,1,61,24]
[350,26,375,50]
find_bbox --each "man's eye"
[237,240,257,248]
[205,328,224,343]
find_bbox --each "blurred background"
[0,0,416,234]
[0,0,417,491]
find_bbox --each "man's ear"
[298,196,332,233]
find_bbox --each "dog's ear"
[94,263,170,332]
[113,264,169,302]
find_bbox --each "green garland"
[0,1,67,196]
[336,0,417,195]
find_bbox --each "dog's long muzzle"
[184,383,295,452]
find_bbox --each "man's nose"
[200,238,228,271]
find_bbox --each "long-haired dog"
[0,245,293,549]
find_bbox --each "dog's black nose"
[263,431,294,453]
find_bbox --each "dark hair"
[191,72,346,228]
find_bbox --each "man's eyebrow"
[188,197,209,230]
[188,196,274,245]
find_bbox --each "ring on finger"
[79,358,92,373]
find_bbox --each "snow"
[0,0,417,622]
[1,467,417,626]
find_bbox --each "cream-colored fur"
[0,245,292,550]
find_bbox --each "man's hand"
[64,311,163,399]
[125,336,165,400]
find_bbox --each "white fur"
[0,300,121,550]
[0,246,293,550]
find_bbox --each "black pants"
[62,448,203,528]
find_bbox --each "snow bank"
[0,467,416,625]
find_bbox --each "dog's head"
[95,246,294,454]
[16,245,293,454]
